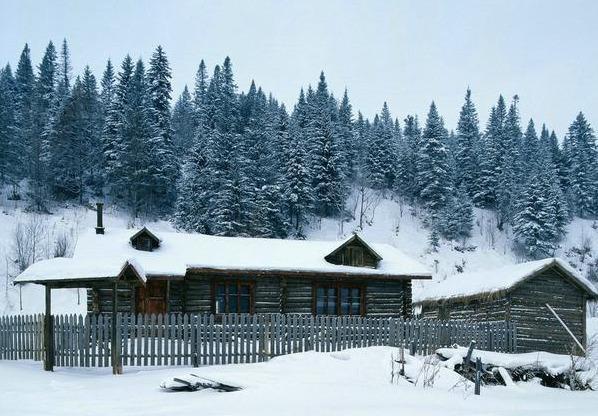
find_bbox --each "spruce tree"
[454,88,480,197]
[0,65,16,185]
[80,67,102,197]
[365,102,398,190]
[417,102,451,215]
[438,185,474,241]
[513,174,558,258]
[14,44,36,185]
[563,112,597,217]
[521,119,540,172]
[284,93,313,232]
[396,115,421,201]
[147,45,178,212]
[34,42,58,202]
[496,99,523,229]
[309,72,347,216]
[103,55,133,190]
[174,138,212,233]
[172,85,196,153]
[338,89,355,180]
[474,95,507,208]
[50,76,87,200]
[365,114,387,189]
[99,60,115,179]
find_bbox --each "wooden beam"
[186,267,431,281]
[111,281,122,374]
[166,280,171,313]
[43,286,54,371]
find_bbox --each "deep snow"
[0,347,597,416]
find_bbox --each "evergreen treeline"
[1,42,597,259]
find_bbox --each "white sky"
[1,0,597,137]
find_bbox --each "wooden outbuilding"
[414,259,598,354]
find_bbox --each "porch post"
[111,280,122,374]
[43,285,54,371]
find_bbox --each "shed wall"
[510,268,586,354]
[420,297,509,321]
[418,265,588,354]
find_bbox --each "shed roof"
[15,228,431,285]
[414,258,598,304]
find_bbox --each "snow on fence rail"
[0,314,516,367]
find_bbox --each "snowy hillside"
[307,193,598,302]
[2,192,597,316]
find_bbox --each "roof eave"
[186,266,431,281]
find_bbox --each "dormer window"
[130,227,161,252]
[324,234,382,268]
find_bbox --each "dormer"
[130,227,161,252]
[324,234,382,268]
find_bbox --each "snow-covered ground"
[0,347,597,416]
[1,195,598,415]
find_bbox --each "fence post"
[111,282,122,375]
[474,357,482,395]
[191,315,198,368]
[43,286,54,371]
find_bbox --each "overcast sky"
[1,0,597,137]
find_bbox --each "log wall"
[418,265,589,354]
[88,274,413,317]
[420,297,509,322]
[509,268,586,354]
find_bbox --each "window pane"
[316,287,326,314]
[327,288,337,315]
[351,288,361,315]
[340,287,350,315]
[239,295,250,313]
[216,284,226,314]
[229,284,238,297]
[240,284,250,295]
[229,292,238,313]
[351,300,361,315]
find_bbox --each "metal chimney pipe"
[95,202,105,235]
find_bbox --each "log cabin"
[413,259,598,354]
[15,208,431,318]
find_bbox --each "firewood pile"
[436,343,597,391]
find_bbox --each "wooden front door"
[136,281,168,314]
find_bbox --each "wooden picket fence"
[0,314,44,361]
[0,314,516,367]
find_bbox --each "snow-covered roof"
[414,257,598,303]
[15,257,148,285]
[15,228,431,284]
